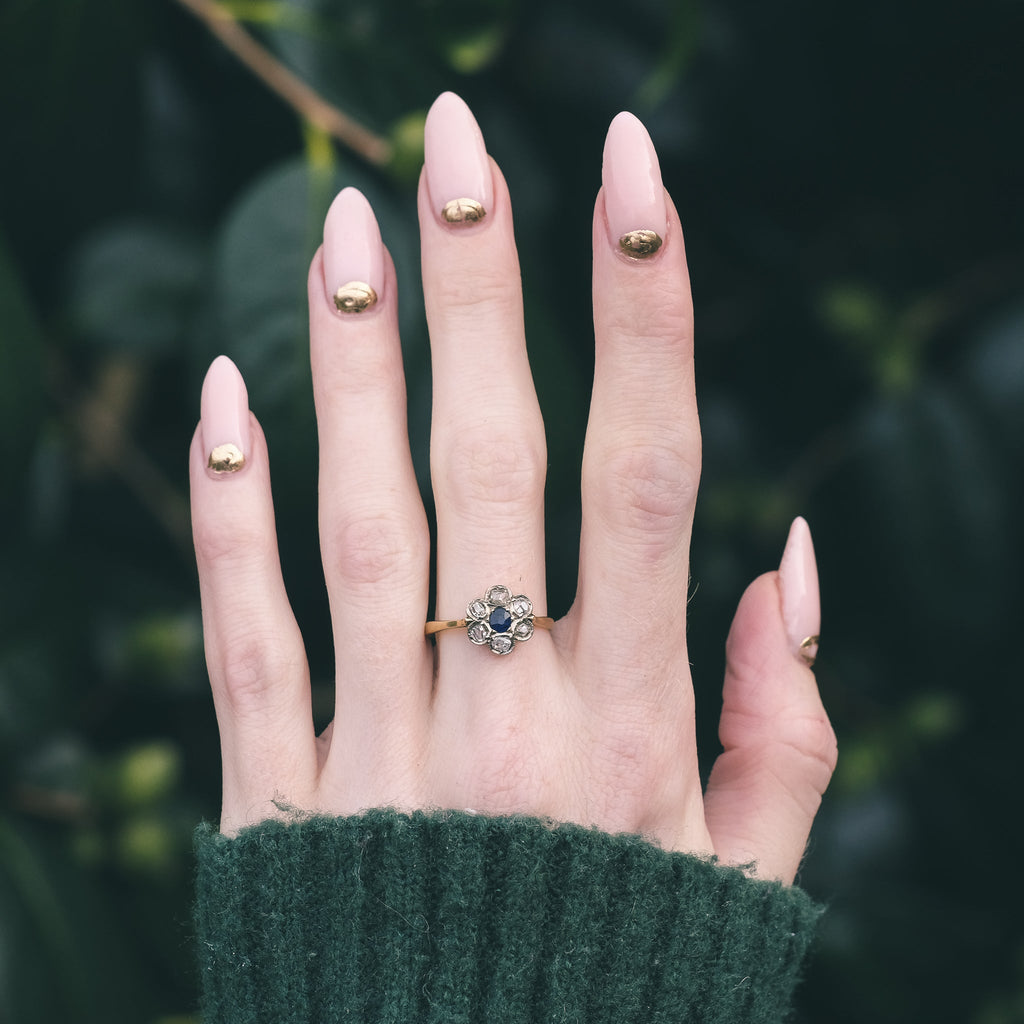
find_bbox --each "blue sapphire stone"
[489,607,512,633]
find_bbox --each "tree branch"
[173,0,393,167]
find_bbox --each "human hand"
[189,92,836,884]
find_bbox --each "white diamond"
[514,620,534,641]
[468,599,488,620]
[510,596,532,617]
[468,621,490,644]
[487,585,511,605]
[489,634,513,655]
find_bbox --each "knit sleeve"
[193,809,821,1024]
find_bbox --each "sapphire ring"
[425,584,554,656]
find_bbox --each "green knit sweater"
[194,810,821,1023]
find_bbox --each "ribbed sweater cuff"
[194,810,821,1024]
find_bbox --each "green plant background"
[2,0,1023,1021]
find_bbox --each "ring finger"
[420,93,549,675]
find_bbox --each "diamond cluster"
[466,585,535,655]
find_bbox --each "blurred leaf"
[103,608,204,692]
[15,736,91,805]
[115,814,180,876]
[821,282,889,339]
[23,425,72,542]
[303,122,337,176]
[850,379,1009,634]
[965,301,1024,455]
[832,692,962,796]
[388,109,427,185]
[66,222,207,354]
[0,815,87,1020]
[820,282,914,391]
[210,159,326,413]
[820,281,950,394]
[446,23,507,73]
[262,0,445,127]
[633,0,701,109]
[0,645,63,751]
[0,815,158,1022]
[113,742,182,810]
[223,0,314,29]
[905,692,960,741]
[209,154,420,418]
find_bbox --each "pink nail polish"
[424,91,492,226]
[777,516,821,664]
[323,187,384,314]
[201,356,250,476]
[602,111,668,259]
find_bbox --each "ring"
[799,635,820,668]
[425,584,553,656]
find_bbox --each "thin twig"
[173,0,393,166]
[50,355,194,560]
[73,385,194,559]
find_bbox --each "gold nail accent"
[441,198,486,224]
[799,635,820,668]
[208,443,245,474]
[619,229,663,259]
[333,281,378,313]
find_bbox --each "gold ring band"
[426,584,550,656]
[425,617,555,635]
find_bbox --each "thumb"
[703,517,837,884]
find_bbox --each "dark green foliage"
[1,0,1022,1020]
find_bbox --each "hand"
[189,92,836,884]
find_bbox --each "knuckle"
[193,514,267,572]
[607,303,692,352]
[439,433,547,515]
[592,439,701,552]
[324,509,427,587]
[592,734,656,810]
[436,267,522,325]
[215,632,299,719]
[462,730,541,813]
[315,345,402,403]
[775,711,839,790]
[577,706,682,829]
[474,752,536,810]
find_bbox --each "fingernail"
[323,187,384,313]
[201,356,250,477]
[602,112,668,260]
[777,516,821,666]
[424,92,492,226]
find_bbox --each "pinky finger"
[703,518,837,884]
[190,356,317,834]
